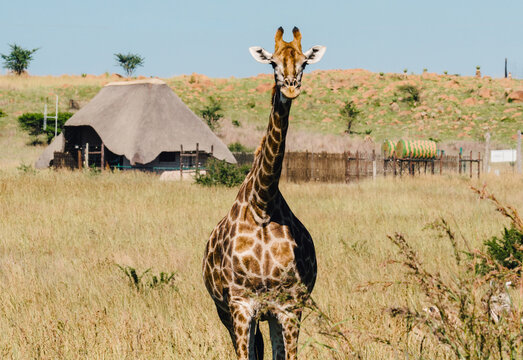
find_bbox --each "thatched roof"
[36,78,235,168]
[35,133,65,169]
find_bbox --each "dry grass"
[0,169,522,359]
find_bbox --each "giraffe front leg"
[229,299,257,360]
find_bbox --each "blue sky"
[1,0,522,78]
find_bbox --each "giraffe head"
[249,27,326,100]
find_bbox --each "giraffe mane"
[254,135,266,157]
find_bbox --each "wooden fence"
[233,151,483,183]
[278,151,481,183]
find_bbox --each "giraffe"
[202,27,326,360]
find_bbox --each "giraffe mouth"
[281,86,301,100]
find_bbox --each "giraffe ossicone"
[203,27,326,360]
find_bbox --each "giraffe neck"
[249,86,292,212]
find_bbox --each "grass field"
[0,169,521,359]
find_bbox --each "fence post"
[517,130,522,174]
[344,151,349,183]
[100,143,105,171]
[180,144,183,180]
[439,153,443,175]
[478,152,481,178]
[393,155,397,177]
[458,153,462,175]
[304,150,309,182]
[311,151,316,181]
[356,151,360,180]
[469,151,473,178]
[196,142,199,173]
[85,143,89,168]
[372,150,376,180]
[484,132,490,174]
[77,149,82,169]
[431,159,435,174]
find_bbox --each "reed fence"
[234,151,483,183]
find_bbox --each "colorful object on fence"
[382,140,396,158]
[395,140,437,159]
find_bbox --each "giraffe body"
[203,27,325,360]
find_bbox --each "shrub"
[396,84,420,106]
[472,187,523,274]
[199,97,223,130]
[17,162,36,174]
[0,109,6,117]
[228,142,251,152]
[378,187,523,359]
[231,119,241,127]
[17,111,73,144]
[195,158,250,187]
[116,264,177,291]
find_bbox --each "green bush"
[483,226,522,271]
[0,109,6,118]
[396,84,420,106]
[228,142,251,152]
[195,158,250,187]
[17,112,73,144]
[116,264,177,291]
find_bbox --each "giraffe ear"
[249,46,273,64]
[304,45,326,64]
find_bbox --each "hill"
[0,70,521,168]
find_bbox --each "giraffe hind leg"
[268,309,302,360]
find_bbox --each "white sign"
[491,150,516,163]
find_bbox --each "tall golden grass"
[0,170,521,359]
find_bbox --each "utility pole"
[505,58,508,78]
[484,132,490,174]
[517,130,522,174]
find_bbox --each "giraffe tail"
[254,321,264,360]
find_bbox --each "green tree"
[114,52,144,77]
[1,44,39,75]
[199,97,223,130]
[339,100,361,134]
